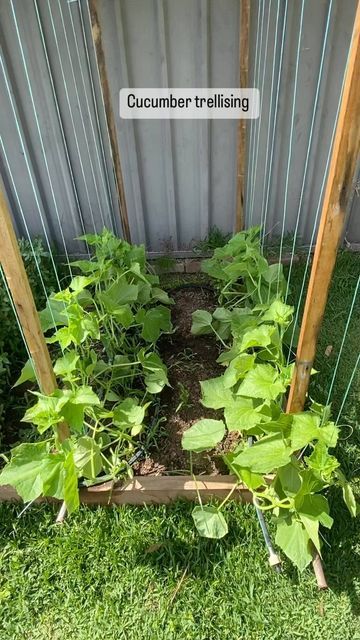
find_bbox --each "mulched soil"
[134,285,240,476]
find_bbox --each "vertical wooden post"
[0,186,69,441]
[287,1,360,414]
[235,0,251,232]
[89,0,131,242]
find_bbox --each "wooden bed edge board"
[0,475,274,506]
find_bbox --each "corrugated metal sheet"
[0,0,359,252]
[0,0,121,254]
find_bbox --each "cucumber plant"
[0,230,173,512]
[183,227,356,571]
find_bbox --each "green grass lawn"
[0,251,359,640]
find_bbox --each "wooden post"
[235,0,251,231]
[0,186,69,441]
[89,0,131,242]
[287,1,360,414]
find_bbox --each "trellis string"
[276,0,305,296]
[33,0,90,255]
[77,0,119,236]
[285,0,334,302]
[56,0,107,229]
[260,0,288,245]
[248,0,271,228]
[10,0,73,278]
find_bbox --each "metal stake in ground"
[248,437,282,573]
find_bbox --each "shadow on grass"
[132,488,360,613]
[321,489,360,615]
[133,500,254,580]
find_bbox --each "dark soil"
[135,285,240,476]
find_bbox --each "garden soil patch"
[135,285,240,476]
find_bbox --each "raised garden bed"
[0,284,255,505]
[0,227,356,574]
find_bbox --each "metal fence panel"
[0,0,358,252]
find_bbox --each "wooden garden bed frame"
[0,0,359,591]
[0,476,255,506]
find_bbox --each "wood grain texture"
[287,1,360,413]
[0,187,70,441]
[235,0,250,231]
[0,476,256,506]
[89,0,131,242]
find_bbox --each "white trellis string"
[245,0,262,225]
[248,0,266,227]
[44,0,97,235]
[77,0,118,233]
[69,0,117,235]
[10,0,73,279]
[285,0,334,302]
[33,0,90,257]
[0,265,37,385]
[56,0,106,230]
[249,0,272,229]
[260,0,288,245]
[85,0,127,239]
[286,31,353,362]
[336,352,360,425]
[277,0,305,296]
[326,275,360,407]
[259,0,280,245]
[0,52,61,292]
[0,137,59,334]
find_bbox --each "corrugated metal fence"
[0,0,359,252]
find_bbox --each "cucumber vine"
[0,230,173,512]
[182,226,357,571]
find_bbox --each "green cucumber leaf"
[63,451,80,514]
[191,310,213,335]
[200,376,233,409]
[239,324,275,352]
[261,300,293,326]
[61,404,84,432]
[71,386,100,406]
[53,350,80,377]
[224,453,264,489]
[337,471,357,517]
[224,397,267,432]
[305,442,340,480]
[13,359,36,388]
[298,514,321,553]
[74,436,102,479]
[223,353,255,388]
[237,364,286,401]
[22,392,69,434]
[297,494,333,530]
[112,304,134,328]
[342,483,357,517]
[41,453,66,499]
[277,462,302,497]
[275,518,312,571]
[182,419,225,452]
[290,413,321,450]
[151,287,174,305]
[0,442,48,502]
[290,414,339,451]
[39,297,68,332]
[231,434,292,473]
[0,442,76,506]
[69,276,94,293]
[97,280,139,312]
[139,306,172,342]
[192,505,228,539]
[113,398,146,428]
